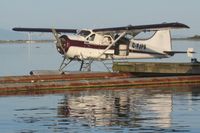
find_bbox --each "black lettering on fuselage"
[132,43,146,50]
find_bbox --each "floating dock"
[0,62,200,96]
[113,62,200,76]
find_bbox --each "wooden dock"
[0,72,134,95]
[0,62,200,96]
[0,71,200,96]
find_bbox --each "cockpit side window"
[78,30,91,37]
[87,34,95,41]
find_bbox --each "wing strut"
[85,31,127,70]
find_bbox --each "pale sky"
[0,0,200,36]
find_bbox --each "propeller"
[52,29,65,54]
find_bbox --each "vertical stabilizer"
[133,30,172,53]
[148,30,171,52]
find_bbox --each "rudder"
[132,29,172,53]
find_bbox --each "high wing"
[12,27,77,33]
[92,22,189,34]
[13,22,189,35]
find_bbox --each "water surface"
[1,85,200,133]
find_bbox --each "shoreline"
[0,40,54,44]
[0,36,200,44]
[173,38,200,41]
[173,35,200,41]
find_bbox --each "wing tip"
[171,22,190,29]
[12,27,19,31]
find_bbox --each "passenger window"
[134,31,156,40]
[102,36,112,45]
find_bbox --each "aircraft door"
[119,44,129,56]
[114,37,129,56]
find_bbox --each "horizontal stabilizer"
[164,48,195,56]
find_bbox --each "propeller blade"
[52,29,65,53]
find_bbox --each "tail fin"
[133,29,172,53]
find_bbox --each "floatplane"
[13,22,193,73]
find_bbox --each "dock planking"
[0,71,200,96]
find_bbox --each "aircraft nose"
[56,35,70,55]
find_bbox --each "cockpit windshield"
[77,30,91,37]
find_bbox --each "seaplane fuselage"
[58,29,171,60]
[12,22,191,71]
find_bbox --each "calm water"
[0,40,200,133]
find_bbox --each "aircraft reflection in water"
[57,88,173,128]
